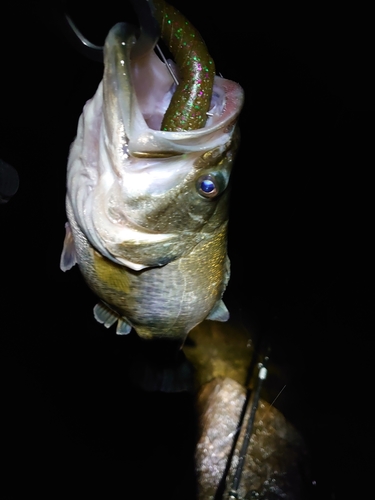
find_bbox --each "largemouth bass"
[60,1,244,347]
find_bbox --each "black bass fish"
[60,0,244,348]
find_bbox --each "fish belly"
[66,201,229,343]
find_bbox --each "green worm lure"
[153,0,216,132]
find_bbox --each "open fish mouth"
[102,21,244,156]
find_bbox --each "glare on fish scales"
[60,0,244,346]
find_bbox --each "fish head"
[67,22,244,272]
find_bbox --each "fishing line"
[155,44,179,85]
[269,383,286,408]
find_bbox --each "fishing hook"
[60,0,160,62]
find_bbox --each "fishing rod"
[227,352,269,499]
[213,339,271,500]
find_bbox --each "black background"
[0,1,371,498]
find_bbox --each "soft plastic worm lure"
[153,0,216,131]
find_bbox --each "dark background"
[1,1,371,498]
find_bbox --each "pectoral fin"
[93,301,132,335]
[60,222,77,271]
[206,299,230,322]
[116,318,132,335]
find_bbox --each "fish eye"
[197,174,223,198]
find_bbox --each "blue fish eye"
[201,179,215,193]
[197,174,219,198]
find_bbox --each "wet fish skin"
[61,20,244,344]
